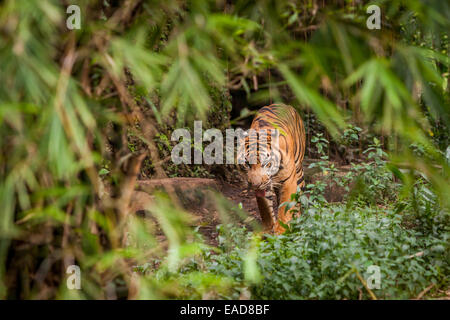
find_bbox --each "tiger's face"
[238,129,281,195]
[246,152,280,192]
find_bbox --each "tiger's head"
[237,129,281,196]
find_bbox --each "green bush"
[201,204,449,299]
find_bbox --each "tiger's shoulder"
[252,104,301,130]
[256,103,296,117]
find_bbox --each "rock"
[129,191,154,216]
[137,178,218,192]
[136,178,219,210]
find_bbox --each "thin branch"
[415,283,435,300]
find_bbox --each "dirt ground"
[131,176,261,245]
[190,180,262,245]
[130,163,347,245]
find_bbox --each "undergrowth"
[137,136,449,300]
[204,201,449,299]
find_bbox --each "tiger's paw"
[274,223,287,235]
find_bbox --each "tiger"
[238,104,306,234]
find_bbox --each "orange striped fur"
[241,104,306,234]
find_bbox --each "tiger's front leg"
[274,175,299,234]
[255,188,276,233]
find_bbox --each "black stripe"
[297,176,304,186]
[259,106,277,116]
[256,119,270,127]
[279,167,295,184]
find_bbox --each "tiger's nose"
[248,175,265,190]
[246,179,255,189]
[247,175,261,188]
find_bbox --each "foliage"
[195,195,449,300]
[145,164,449,300]
[346,138,400,204]
[305,134,399,205]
